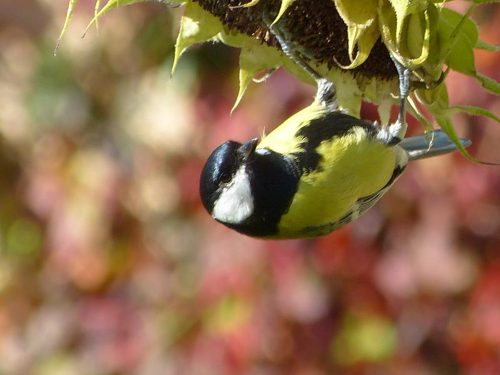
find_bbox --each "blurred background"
[0,1,500,374]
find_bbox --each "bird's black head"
[200,138,257,214]
[199,138,300,238]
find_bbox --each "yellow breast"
[258,105,396,238]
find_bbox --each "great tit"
[199,18,471,239]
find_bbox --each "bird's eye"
[219,172,232,184]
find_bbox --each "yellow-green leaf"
[83,0,150,36]
[404,9,431,66]
[338,21,380,69]
[408,96,434,134]
[378,0,409,65]
[335,0,379,63]
[387,0,418,45]
[406,9,423,58]
[325,68,363,116]
[447,105,500,123]
[476,72,500,95]
[415,84,450,132]
[56,0,79,55]
[382,2,434,68]
[230,0,261,8]
[232,43,282,112]
[436,115,477,162]
[476,39,500,52]
[217,26,264,48]
[437,6,478,76]
[335,0,379,27]
[272,0,298,24]
[377,99,392,127]
[419,3,443,78]
[172,2,223,75]
[442,6,478,46]
[93,0,103,34]
[280,59,362,115]
[380,1,434,68]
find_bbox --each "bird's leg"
[380,55,412,145]
[394,57,411,132]
[263,14,337,109]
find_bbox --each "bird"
[199,16,471,240]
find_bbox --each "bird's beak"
[238,138,258,163]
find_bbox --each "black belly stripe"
[224,150,300,238]
[293,111,378,174]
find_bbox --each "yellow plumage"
[258,103,326,155]
[258,103,397,238]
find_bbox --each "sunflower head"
[61,0,500,162]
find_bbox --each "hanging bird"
[199,17,470,239]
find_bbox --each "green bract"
[60,0,500,162]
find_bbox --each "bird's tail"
[399,130,472,161]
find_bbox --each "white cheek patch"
[212,166,254,224]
